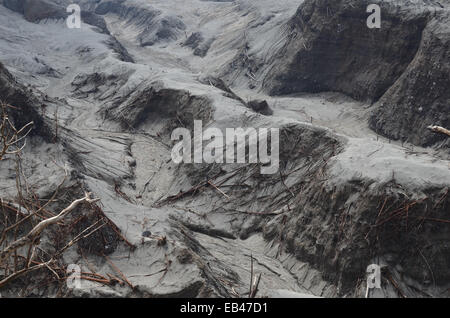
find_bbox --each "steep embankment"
[370,9,450,146]
[0,62,53,140]
[264,0,450,147]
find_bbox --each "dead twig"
[248,254,262,298]
[250,273,261,298]
[56,219,106,256]
[103,254,134,289]
[207,181,230,199]
[0,259,53,289]
[385,271,406,298]
[90,203,136,250]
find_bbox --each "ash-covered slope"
[3,0,67,22]
[0,62,53,140]
[263,0,450,147]
[0,0,449,298]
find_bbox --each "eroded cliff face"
[264,0,428,102]
[0,63,53,140]
[369,10,450,147]
[263,0,450,147]
[264,173,450,294]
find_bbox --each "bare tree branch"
[0,101,110,294]
[0,259,52,289]
[0,192,99,265]
[427,125,450,137]
[0,102,33,161]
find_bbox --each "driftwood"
[0,102,111,292]
[427,125,450,137]
[0,193,99,265]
